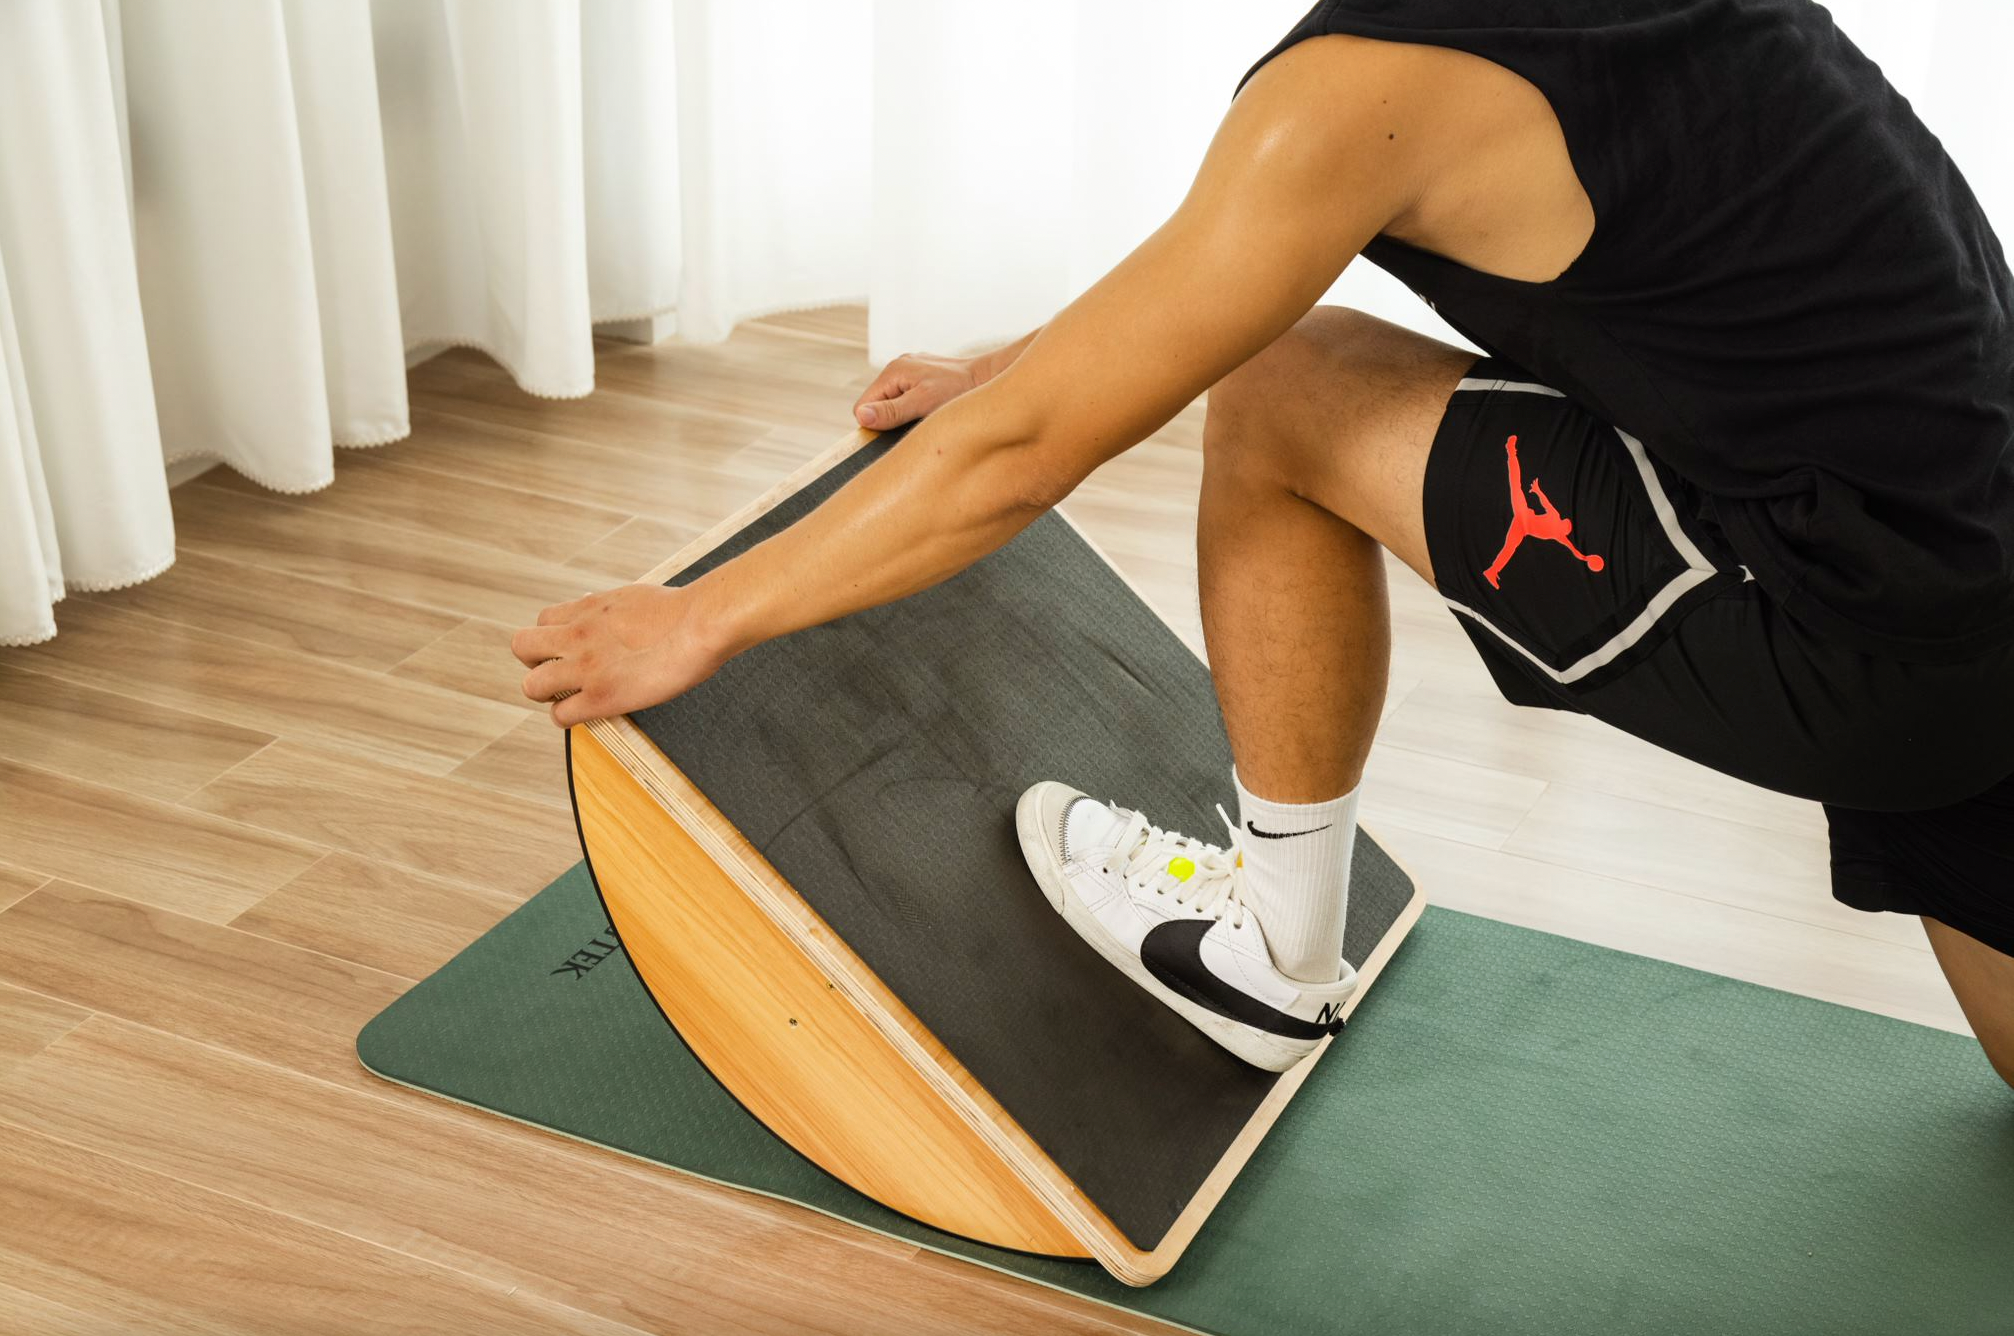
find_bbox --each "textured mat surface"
[626,432,1414,1249]
[360,865,2014,1336]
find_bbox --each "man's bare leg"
[1197,306,1474,979]
[1201,305,1470,797]
[1923,917,2014,1091]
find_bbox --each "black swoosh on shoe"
[1139,919,1334,1040]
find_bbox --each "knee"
[1204,306,1383,480]
[1208,307,1383,424]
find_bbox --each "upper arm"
[971,35,1450,490]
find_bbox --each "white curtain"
[3,0,2009,647]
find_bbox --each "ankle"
[1233,766,1360,984]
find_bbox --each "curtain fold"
[376,0,596,397]
[124,0,339,491]
[0,0,167,643]
[1,0,2007,646]
[663,0,871,343]
[281,0,410,450]
[581,0,683,325]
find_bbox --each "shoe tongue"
[1063,798,1128,860]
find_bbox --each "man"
[512,2,2014,1084]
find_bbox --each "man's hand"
[852,351,983,430]
[511,584,732,727]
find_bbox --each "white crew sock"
[1233,767,1359,984]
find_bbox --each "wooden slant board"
[570,426,1426,1285]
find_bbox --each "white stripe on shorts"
[1454,375,1565,398]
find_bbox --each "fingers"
[551,690,603,729]
[536,596,587,627]
[859,387,929,429]
[521,656,580,705]
[853,360,916,426]
[509,623,568,668]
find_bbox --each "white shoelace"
[1098,803,1248,928]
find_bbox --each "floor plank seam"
[554,514,657,568]
[2,994,974,1267]
[149,531,538,638]
[17,607,522,776]
[1375,732,1830,845]
[167,735,285,804]
[1471,823,1934,956]
[0,1110,662,1335]
[0,878,415,989]
[193,457,641,560]
[3,660,289,774]
[167,525,575,637]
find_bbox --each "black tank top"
[1242,0,2014,662]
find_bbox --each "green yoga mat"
[358,862,2014,1335]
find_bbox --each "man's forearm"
[688,383,1059,660]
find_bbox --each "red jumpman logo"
[1482,434,1605,589]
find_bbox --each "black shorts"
[1423,357,2014,957]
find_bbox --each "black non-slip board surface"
[628,429,1417,1251]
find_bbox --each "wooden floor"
[0,306,1970,1334]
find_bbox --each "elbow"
[1000,414,1095,513]
[1008,450,1079,514]
[964,426,1080,518]
[932,390,1088,518]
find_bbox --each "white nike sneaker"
[1014,780,1359,1072]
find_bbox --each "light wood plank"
[15,600,521,775]
[0,1281,120,1336]
[0,862,51,914]
[564,515,705,582]
[1378,827,1968,1031]
[413,356,786,458]
[170,480,590,626]
[183,740,578,898]
[586,334,871,433]
[423,326,872,440]
[1380,682,1827,839]
[389,616,541,711]
[0,981,88,1074]
[0,882,406,1091]
[395,408,825,529]
[0,664,273,802]
[1501,784,1925,949]
[0,1020,1155,1336]
[898,1247,1178,1335]
[0,1126,648,1336]
[1359,741,1551,849]
[200,449,631,563]
[0,760,320,922]
[748,304,871,345]
[232,853,523,981]
[91,547,463,672]
[450,715,573,810]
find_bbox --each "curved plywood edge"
[572,724,1087,1256]
[579,712,1142,1273]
